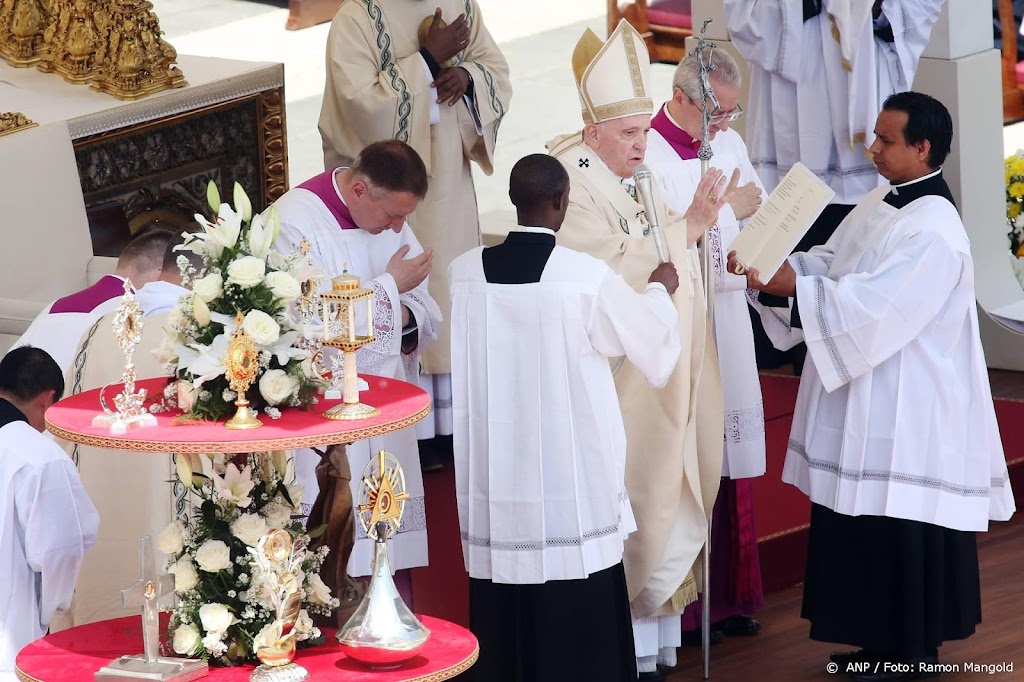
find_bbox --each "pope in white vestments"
[645,48,767,640]
[547,21,728,676]
[739,93,1015,679]
[0,347,98,681]
[318,0,512,436]
[270,141,442,613]
[450,154,684,682]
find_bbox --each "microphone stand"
[692,19,718,681]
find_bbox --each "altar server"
[0,347,98,680]
[645,48,766,644]
[736,93,1016,680]
[546,20,727,677]
[53,241,201,629]
[10,229,172,371]
[271,140,442,617]
[450,154,683,681]
[318,0,512,448]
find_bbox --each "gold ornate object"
[320,270,379,421]
[36,0,105,84]
[89,0,187,101]
[337,451,430,668]
[0,111,37,137]
[249,529,310,682]
[224,312,263,430]
[92,280,159,435]
[0,0,49,67]
[416,15,458,69]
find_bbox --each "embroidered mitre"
[572,19,653,125]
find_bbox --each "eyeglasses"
[687,96,743,123]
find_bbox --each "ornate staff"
[691,18,718,681]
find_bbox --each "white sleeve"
[723,0,805,81]
[15,454,99,629]
[587,271,682,388]
[798,229,962,392]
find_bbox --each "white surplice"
[0,417,98,679]
[272,187,442,575]
[753,182,1016,532]
[449,234,682,584]
[134,281,188,317]
[646,124,767,479]
[723,0,941,202]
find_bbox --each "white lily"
[247,213,275,259]
[266,204,281,244]
[265,331,309,365]
[181,334,230,387]
[213,463,256,507]
[206,181,221,213]
[233,182,253,223]
[188,205,243,260]
[192,294,211,327]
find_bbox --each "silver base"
[95,656,208,681]
[249,663,309,682]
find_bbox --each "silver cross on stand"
[94,536,209,682]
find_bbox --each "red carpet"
[411,373,1024,625]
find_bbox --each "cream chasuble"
[646,125,766,479]
[548,133,724,618]
[318,0,511,373]
[0,413,98,679]
[723,0,942,202]
[754,182,1016,532]
[52,311,175,630]
[272,187,442,575]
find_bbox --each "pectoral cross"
[122,536,175,664]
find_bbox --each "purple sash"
[297,169,358,230]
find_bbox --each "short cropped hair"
[882,91,953,168]
[509,154,570,210]
[351,140,429,199]
[119,228,175,271]
[0,346,64,401]
[673,47,742,103]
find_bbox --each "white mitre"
[573,19,653,125]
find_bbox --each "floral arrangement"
[1005,152,1024,290]
[159,451,339,665]
[157,181,319,421]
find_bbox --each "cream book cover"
[727,162,835,280]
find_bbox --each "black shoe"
[715,615,761,637]
[831,649,875,668]
[680,627,725,646]
[637,670,665,681]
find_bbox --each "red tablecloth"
[45,376,431,453]
[16,615,477,682]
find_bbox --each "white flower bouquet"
[161,451,338,665]
[160,181,319,421]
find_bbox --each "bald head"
[509,154,570,230]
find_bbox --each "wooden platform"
[666,515,1024,681]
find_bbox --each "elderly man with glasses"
[645,46,769,657]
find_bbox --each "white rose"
[198,603,237,635]
[172,624,202,655]
[227,256,266,289]
[195,539,232,573]
[230,513,269,547]
[169,556,199,593]
[177,381,199,413]
[294,610,314,641]
[306,573,333,606]
[157,521,186,555]
[261,501,292,530]
[264,271,301,302]
[258,369,299,406]
[192,272,224,303]
[242,310,280,346]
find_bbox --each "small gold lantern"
[320,271,379,420]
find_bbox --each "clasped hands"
[422,8,471,105]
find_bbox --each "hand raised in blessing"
[386,245,433,294]
[683,168,730,246]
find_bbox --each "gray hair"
[672,47,741,102]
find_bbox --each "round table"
[45,375,432,452]
[15,615,478,682]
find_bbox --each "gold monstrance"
[92,280,158,434]
[337,450,430,668]
[224,312,262,430]
[320,270,379,420]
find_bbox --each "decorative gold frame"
[0,111,37,137]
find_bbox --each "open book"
[727,162,835,281]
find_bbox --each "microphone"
[632,164,670,263]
